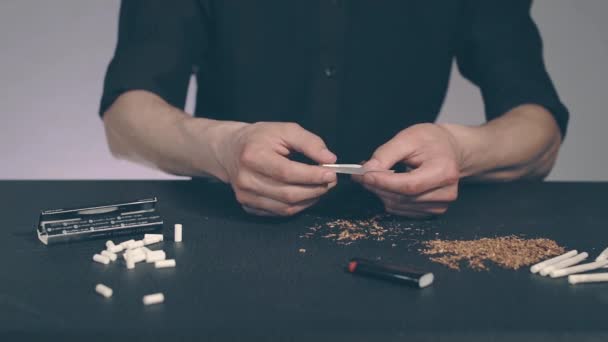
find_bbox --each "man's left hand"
[352,123,463,218]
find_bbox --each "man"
[100,1,568,218]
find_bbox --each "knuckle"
[290,122,303,130]
[275,167,291,182]
[403,181,421,194]
[234,173,251,191]
[445,188,459,202]
[278,205,296,217]
[309,135,324,147]
[239,147,257,166]
[281,190,301,205]
[444,163,460,183]
[234,191,248,205]
[430,206,448,215]
[284,122,302,133]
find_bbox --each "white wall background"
[1,0,607,180]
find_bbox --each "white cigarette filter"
[119,239,135,248]
[146,250,166,263]
[174,224,183,242]
[101,250,117,262]
[124,247,145,260]
[105,240,115,250]
[143,236,162,246]
[154,259,176,269]
[595,247,608,261]
[93,254,110,265]
[95,284,113,298]
[530,250,578,274]
[128,240,145,249]
[540,252,588,276]
[143,293,164,305]
[126,259,135,269]
[107,244,124,253]
[144,234,164,241]
[569,272,608,285]
[550,259,608,278]
[129,252,146,264]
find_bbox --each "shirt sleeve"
[455,0,569,138]
[99,0,207,116]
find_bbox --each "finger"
[385,201,450,215]
[247,151,337,185]
[361,182,458,204]
[368,186,450,213]
[237,171,337,205]
[242,205,276,217]
[361,183,450,214]
[363,136,416,171]
[282,123,337,164]
[236,190,318,217]
[362,160,459,196]
[384,206,435,219]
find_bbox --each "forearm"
[102,90,245,181]
[440,104,562,182]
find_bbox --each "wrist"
[181,117,249,182]
[438,123,489,178]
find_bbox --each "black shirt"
[100,0,569,163]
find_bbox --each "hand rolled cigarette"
[540,252,588,276]
[569,272,608,285]
[530,250,577,274]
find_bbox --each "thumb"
[283,124,337,164]
[364,136,414,170]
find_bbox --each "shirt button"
[324,67,336,78]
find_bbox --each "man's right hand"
[215,122,338,217]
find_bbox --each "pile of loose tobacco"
[420,235,565,271]
[300,214,431,246]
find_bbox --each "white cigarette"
[595,247,608,261]
[540,252,588,276]
[550,259,608,278]
[530,250,577,274]
[569,272,608,285]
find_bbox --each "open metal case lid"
[37,198,163,245]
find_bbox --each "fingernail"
[364,159,380,169]
[320,148,337,162]
[323,172,336,183]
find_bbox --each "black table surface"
[1,180,608,341]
